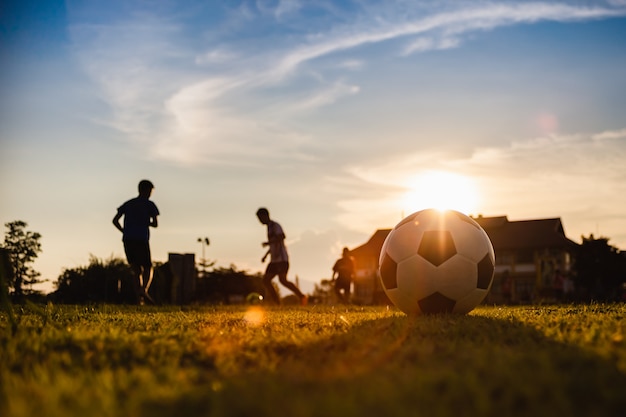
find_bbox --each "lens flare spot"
[535,112,559,134]
[244,306,266,327]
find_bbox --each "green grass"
[1,303,625,417]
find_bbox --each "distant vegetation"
[48,257,267,305]
[52,256,136,304]
[2,220,625,304]
[575,234,626,301]
[1,221,42,299]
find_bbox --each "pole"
[197,237,210,275]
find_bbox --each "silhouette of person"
[113,180,159,305]
[332,247,355,304]
[256,208,307,305]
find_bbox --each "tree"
[2,220,43,298]
[196,265,265,304]
[52,255,135,304]
[574,234,626,301]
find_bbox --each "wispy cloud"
[68,1,626,165]
[337,127,626,240]
[266,1,626,77]
[592,128,626,141]
[468,128,626,241]
[272,0,305,20]
[289,82,360,112]
[195,48,239,65]
[402,36,461,55]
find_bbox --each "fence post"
[168,253,196,305]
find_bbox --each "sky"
[1,0,626,296]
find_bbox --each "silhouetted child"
[113,180,159,305]
[332,247,355,304]
[256,208,307,306]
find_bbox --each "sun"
[401,170,479,215]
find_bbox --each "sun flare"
[243,306,266,327]
[401,170,479,215]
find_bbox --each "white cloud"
[289,82,360,112]
[466,128,626,244]
[195,48,239,65]
[269,1,626,75]
[335,128,626,243]
[402,36,461,55]
[274,0,304,19]
[68,1,626,166]
[163,77,246,135]
[337,59,365,70]
[592,128,626,141]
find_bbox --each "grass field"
[1,303,625,417]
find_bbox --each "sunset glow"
[401,171,479,215]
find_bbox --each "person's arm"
[112,212,123,233]
[150,203,159,228]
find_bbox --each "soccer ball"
[378,209,495,315]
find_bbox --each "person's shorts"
[265,261,289,277]
[335,278,351,291]
[123,239,152,267]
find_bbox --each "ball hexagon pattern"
[418,230,456,266]
[378,209,495,315]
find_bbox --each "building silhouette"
[348,215,578,305]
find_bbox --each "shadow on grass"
[147,310,626,417]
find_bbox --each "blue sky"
[2,0,626,294]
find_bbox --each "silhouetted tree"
[0,248,17,332]
[196,265,265,304]
[574,234,626,301]
[2,221,43,299]
[52,256,135,304]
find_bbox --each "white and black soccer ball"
[378,209,495,315]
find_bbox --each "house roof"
[472,216,578,251]
[349,229,391,258]
[349,216,578,259]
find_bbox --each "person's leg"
[125,241,145,304]
[263,266,280,304]
[140,264,155,304]
[130,264,144,304]
[334,282,344,303]
[344,282,351,304]
[142,264,153,291]
[277,263,306,305]
[141,244,153,292]
[130,242,157,304]
[278,272,304,298]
